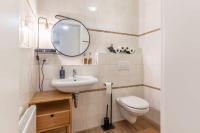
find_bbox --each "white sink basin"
[51,76,98,93]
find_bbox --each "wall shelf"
[35,48,58,54]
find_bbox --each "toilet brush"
[101,92,115,130]
[103,104,110,129]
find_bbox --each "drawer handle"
[50,114,55,117]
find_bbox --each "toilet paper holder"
[104,82,114,86]
[102,82,115,131]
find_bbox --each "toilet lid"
[119,96,149,109]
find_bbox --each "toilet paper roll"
[116,46,124,51]
[125,47,129,51]
[105,82,112,94]
[115,48,121,53]
[121,46,125,51]
[130,49,135,54]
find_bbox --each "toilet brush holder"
[102,104,110,129]
[101,104,115,130]
[101,83,115,131]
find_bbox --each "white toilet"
[117,96,149,124]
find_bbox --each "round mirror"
[51,18,90,57]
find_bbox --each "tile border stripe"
[143,84,161,91]
[139,28,161,36]
[38,23,160,37]
[80,84,160,93]
[88,28,161,37]
[88,28,139,37]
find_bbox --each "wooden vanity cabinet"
[29,91,72,133]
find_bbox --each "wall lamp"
[37,17,49,52]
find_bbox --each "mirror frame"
[51,16,91,57]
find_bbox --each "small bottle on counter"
[88,52,92,64]
[60,66,65,79]
[83,53,88,65]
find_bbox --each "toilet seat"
[116,96,149,124]
[118,96,149,110]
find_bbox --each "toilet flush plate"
[118,61,129,70]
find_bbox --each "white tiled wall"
[31,2,144,129]
[34,52,144,132]
[139,31,161,88]
[97,53,143,87]
[34,0,139,66]
[139,0,161,125]
[19,0,37,116]
[37,52,143,92]
[35,29,139,65]
[30,0,162,131]
[19,49,36,114]
[73,86,143,132]
[139,0,161,33]
[143,86,160,124]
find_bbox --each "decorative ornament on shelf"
[107,44,116,53]
[107,44,135,54]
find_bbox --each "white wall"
[71,53,143,132]
[0,0,20,132]
[18,0,38,117]
[73,86,143,132]
[38,53,144,132]
[162,0,200,132]
[33,1,143,132]
[37,0,139,34]
[36,0,139,65]
[33,0,162,131]
[139,0,161,125]
[38,53,143,90]
[139,0,161,33]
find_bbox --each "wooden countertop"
[29,91,72,105]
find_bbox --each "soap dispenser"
[60,66,65,79]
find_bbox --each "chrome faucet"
[73,69,77,81]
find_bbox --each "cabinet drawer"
[37,111,70,131]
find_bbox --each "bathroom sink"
[51,76,98,93]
